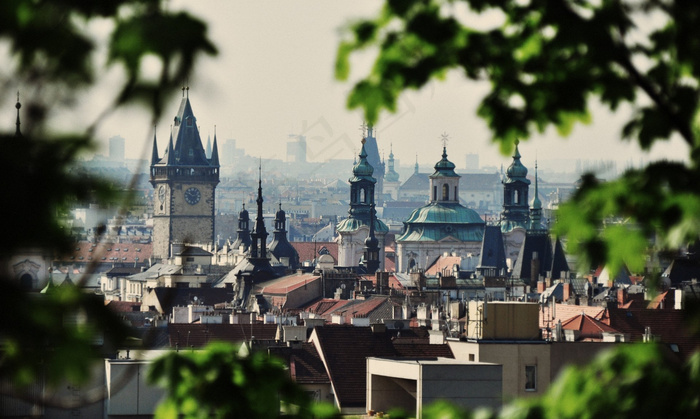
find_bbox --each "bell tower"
[150,89,220,260]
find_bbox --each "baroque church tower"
[337,137,389,269]
[501,140,531,233]
[150,90,220,260]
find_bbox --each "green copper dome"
[506,140,529,181]
[432,147,459,177]
[397,202,484,242]
[350,142,374,181]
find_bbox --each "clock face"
[184,187,201,205]
[158,185,166,203]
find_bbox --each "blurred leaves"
[0,0,216,403]
[336,0,697,154]
[148,342,336,419]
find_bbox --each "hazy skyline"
[2,1,690,172]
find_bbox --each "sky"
[2,1,691,173]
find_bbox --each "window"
[433,185,437,201]
[468,354,475,362]
[525,365,537,391]
[442,183,449,200]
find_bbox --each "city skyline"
[1,1,690,171]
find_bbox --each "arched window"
[514,190,519,204]
[433,186,437,201]
[442,184,449,200]
[360,188,366,203]
[454,186,458,201]
[409,259,416,271]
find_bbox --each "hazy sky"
[3,1,691,172]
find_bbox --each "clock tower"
[150,90,220,260]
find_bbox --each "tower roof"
[506,140,529,181]
[150,128,159,166]
[210,130,220,166]
[350,140,375,181]
[431,147,459,178]
[170,95,210,166]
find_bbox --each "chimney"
[617,287,627,307]
[537,280,546,294]
[563,282,571,302]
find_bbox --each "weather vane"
[440,132,450,148]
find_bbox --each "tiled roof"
[167,323,278,348]
[604,307,700,359]
[540,303,605,330]
[425,255,462,276]
[256,272,321,295]
[292,242,338,264]
[56,241,152,265]
[312,326,397,407]
[560,313,620,340]
[268,343,330,385]
[311,325,454,408]
[105,300,141,313]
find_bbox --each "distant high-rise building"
[286,135,307,163]
[109,135,125,161]
[465,153,479,171]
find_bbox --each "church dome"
[351,142,374,180]
[506,140,528,180]
[397,202,484,242]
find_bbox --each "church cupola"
[269,203,300,271]
[232,203,252,252]
[429,138,460,204]
[384,144,400,183]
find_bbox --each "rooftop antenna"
[15,91,22,137]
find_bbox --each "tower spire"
[150,126,159,165]
[15,91,22,137]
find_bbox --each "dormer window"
[187,117,193,127]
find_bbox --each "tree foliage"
[148,342,336,419]
[0,0,216,404]
[337,0,700,274]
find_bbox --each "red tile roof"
[540,303,605,330]
[57,241,152,265]
[425,255,462,276]
[258,273,321,295]
[105,300,141,313]
[560,313,620,341]
[167,324,278,348]
[292,242,338,264]
[604,307,700,359]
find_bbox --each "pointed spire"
[166,130,176,165]
[15,91,22,137]
[252,159,268,260]
[210,127,220,166]
[206,134,212,159]
[533,161,542,209]
[414,154,419,174]
[150,126,159,165]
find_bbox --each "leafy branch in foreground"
[1,0,217,401]
[337,0,700,273]
[148,342,336,419]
